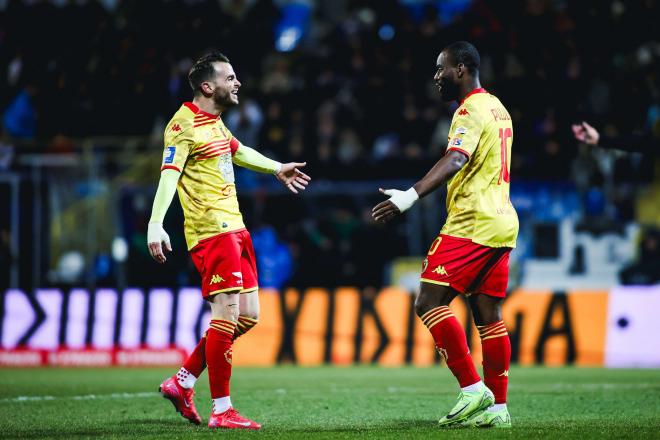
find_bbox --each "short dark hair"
[443,41,480,74]
[188,51,230,95]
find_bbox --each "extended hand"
[276,162,311,194]
[571,121,600,145]
[372,187,419,223]
[147,222,172,264]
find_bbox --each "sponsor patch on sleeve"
[450,138,463,147]
[164,146,176,164]
[454,126,468,135]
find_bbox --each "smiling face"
[433,51,460,102]
[205,61,241,108]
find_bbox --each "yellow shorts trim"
[420,278,450,286]
[240,286,259,294]
[208,286,242,296]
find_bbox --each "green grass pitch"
[0,366,658,439]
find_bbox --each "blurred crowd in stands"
[1,0,659,288]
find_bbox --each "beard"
[439,80,459,102]
[213,88,237,108]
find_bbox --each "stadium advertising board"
[1,286,658,367]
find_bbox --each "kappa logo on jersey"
[171,123,182,132]
[454,126,468,135]
[432,265,448,276]
[422,258,429,272]
[457,108,469,116]
[164,146,176,164]
[209,274,225,285]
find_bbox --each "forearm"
[233,143,282,174]
[149,169,180,223]
[413,151,468,198]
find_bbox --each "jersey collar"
[460,88,487,105]
[183,102,221,119]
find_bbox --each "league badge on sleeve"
[450,138,463,147]
[164,146,176,164]
[454,126,468,135]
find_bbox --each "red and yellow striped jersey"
[441,89,519,248]
[161,102,244,250]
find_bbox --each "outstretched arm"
[372,150,468,223]
[572,121,657,155]
[233,143,311,193]
[147,169,180,263]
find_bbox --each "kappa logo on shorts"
[209,274,225,285]
[432,265,448,276]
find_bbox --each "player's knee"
[240,310,259,321]
[414,294,434,317]
[239,290,260,320]
[210,298,240,322]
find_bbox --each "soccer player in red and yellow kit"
[147,51,310,430]
[373,41,517,428]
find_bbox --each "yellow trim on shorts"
[240,286,259,294]
[420,278,450,286]
[208,286,243,296]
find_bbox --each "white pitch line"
[0,391,158,403]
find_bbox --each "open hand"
[276,162,311,194]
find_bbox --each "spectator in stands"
[572,121,659,156]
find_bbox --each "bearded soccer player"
[372,41,517,428]
[147,51,310,430]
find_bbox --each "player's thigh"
[239,290,259,320]
[210,291,240,322]
[239,230,259,293]
[415,282,459,316]
[468,293,503,326]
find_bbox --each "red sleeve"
[230,137,240,156]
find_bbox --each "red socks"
[478,320,510,404]
[182,332,207,378]
[206,319,237,399]
[234,316,259,340]
[421,306,481,388]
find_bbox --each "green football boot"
[466,406,512,428]
[438,386,494,427]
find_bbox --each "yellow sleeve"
[161,119,194,172]
[232,142,281,174]
[149,169,180,223]
[446,101,484,159]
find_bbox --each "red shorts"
[190,229,258,299]
[420,234,511,298]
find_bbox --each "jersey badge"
[164,146,176,164]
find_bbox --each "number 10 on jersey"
[498,127,512,184]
